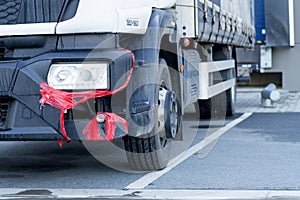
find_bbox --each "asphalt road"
[0,113,300,199]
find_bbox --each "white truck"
[0,0,255,170]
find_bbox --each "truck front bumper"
[0,49,133,141]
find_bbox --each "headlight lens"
[47,62,109,90]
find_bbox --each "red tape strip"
[82,112,128,141]
[39,48,134,145]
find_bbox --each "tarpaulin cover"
[265,0,290,47]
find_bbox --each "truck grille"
[0,97,10,130]
[0,47,4,58]
[0,0,22,24]
[0,0,65,25]
[0,40,5,57]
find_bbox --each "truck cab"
[0,0,255,171]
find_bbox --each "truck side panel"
[176,0,255,47]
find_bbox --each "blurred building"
[237,0,299,91]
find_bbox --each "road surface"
[0,111,300,199]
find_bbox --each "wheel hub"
[158,87,180,139]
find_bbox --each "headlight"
[47,62,109,90]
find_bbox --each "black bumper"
[0,49,133,141]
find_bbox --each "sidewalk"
[236,88,300,113]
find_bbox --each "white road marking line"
[1,189,300,199]
[126,113,253,189]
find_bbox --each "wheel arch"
[121,9,181,137]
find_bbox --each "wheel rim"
[158,86,168,147]
[158,86,179,141]
[168,92,179,138]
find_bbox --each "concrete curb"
[1,189,300,199]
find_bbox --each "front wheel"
[124,59,180,171]
[123,132,170,171]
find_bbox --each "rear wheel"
[226,86,236,116]
[198,99,212,119]
[124,59,180,171]
[198,86,235,119]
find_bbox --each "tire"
[226,86,236,116]
[198,86,236,119]
[124,59,173,171]
[198,93,227,119]
[198,92,226,119]
[198,99,212,119]
[124,134,170,171]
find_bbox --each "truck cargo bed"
[176,0,255,47]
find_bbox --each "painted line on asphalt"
[1,189,300,199]
[126,113,253,190]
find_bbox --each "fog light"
[96,114,106,123]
